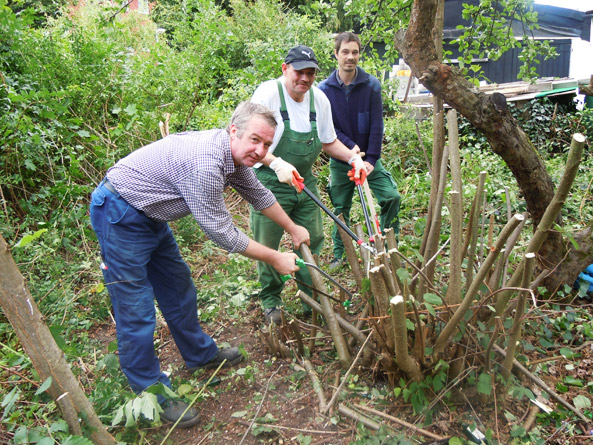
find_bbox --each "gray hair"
[227,102,277,137]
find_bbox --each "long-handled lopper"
[281,258,353,307]
[363,180,381,237]
[291,172,375,255]
[348,167,375,247]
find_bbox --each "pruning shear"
[281,258,353,307]
[348,167,376,247]
[291,171,375,255]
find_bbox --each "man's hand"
[272,252,300,275]
[348,154,365,180]
[290,225,310,249]
[364,161,374,175]
[270,157,303,191]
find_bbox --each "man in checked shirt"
[89,102,309,428]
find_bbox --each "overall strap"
[309,87,317,123]
[309,86,317,133]
[276,81,290,123]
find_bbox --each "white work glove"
[270,157,303,190]
[348,154,365,180]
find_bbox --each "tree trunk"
[0,234,115,444]
[395,0,591,291]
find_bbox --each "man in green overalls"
[251,45,365,324]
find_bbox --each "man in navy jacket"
[319,32,401,269]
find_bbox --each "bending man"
[90,102,309,427]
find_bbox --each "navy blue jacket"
[318,67,384,166]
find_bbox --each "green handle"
[280,258,306,282]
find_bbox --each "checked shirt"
[106,129,276,253]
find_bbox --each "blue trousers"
[90,181,217,394]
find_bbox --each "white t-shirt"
[251,77,337,167]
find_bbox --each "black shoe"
[264,307,282,325]
[328,258,344,272]
[189,347,244,372]
[160,399,199,428]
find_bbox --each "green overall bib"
[251,81,324,310]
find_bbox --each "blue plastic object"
[575,264,593,293]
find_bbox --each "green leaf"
[510,425,526,437]
[559,347,575,359]
[396,268,410,284]
[35,377,52,395]
[296,433,313,445]
[2,386,20,419]
[252,425,273,436]
[14,229,48,248]
[112,406,125,426]
[145,382,178,399]
[49,420,68,433]
[423,293,442,306]
[573,395,591,410]
[139,393,159,421]
[177,383,193,396]
[231,410,248,418]
[62,437,94,445]
[49,326,66,351]
[123,103,137,115]
[564,376,583,387]
[424,302,436,317]
[477,373,492,395]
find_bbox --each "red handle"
[292,171,305,192]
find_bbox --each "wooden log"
[0,234,115,444]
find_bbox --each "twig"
[323,331,373,414]
[337,404,386,432]
[415,121,431,172]
[160,359,228,444]
[237,420,346,435]
[354,404,447,441]
[0,364,39,387]
[238,364,282,445]
[302,359,327,411]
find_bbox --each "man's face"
[230,116,275,167]
[282,63,316,101]
[335,41,360,74]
